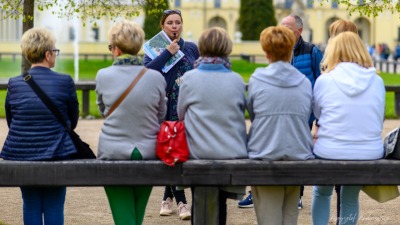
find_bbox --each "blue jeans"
[312,185,361,225]
[20,186,66,225]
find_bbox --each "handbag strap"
[105,67,147,118]
[23,73,70,131]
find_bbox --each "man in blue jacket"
[238,14,323,210]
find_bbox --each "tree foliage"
[239,0,276,40]
[318,0,400,17]
[143,0,169,40]
[0,0,156,24]
[0,0,165,72]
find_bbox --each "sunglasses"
[163,9,181,15]
[108,44,113,51]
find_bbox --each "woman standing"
[1,27,79,225]
[144,9,199,220]
[178,27,248,225]
[96,20,167,225]
[311,32,385,225]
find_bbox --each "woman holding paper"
[144,9,199,220]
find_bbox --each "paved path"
[0,119,400,224]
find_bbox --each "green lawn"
[0,58,399,118]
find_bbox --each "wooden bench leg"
[395,92,400,117]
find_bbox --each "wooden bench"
[0,159,399,186]
[0,80,96,118]
[385,85,400,116]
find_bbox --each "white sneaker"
[160,197,173,216]
[177,202,191,220]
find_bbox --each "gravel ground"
[0,119,399,225]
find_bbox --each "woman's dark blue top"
[144,38,199,120]
[1,66,79,161]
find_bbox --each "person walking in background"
[247,25,315,225]
[311,32,385,225]
[177,27,248,225]
[0,27,79,225]
[144,9,199,220]
[96,20,167,225]
[394,43,400,61]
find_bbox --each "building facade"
[0,0,399,56]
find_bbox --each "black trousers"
[163,186,187,204]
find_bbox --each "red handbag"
[156,121,190,166]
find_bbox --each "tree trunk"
[22,0,34,74]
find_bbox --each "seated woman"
[1,27,79,225]
[177,27,247,225]
[95,20,167,225]
[247,25,315,225]
[311,32,385,225]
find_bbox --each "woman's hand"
[312,126,319,144]
[167,39,180,55]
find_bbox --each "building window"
[332,1,338,8]
[92,27,99,41]
[215,0,221,8]
[397,27,400,42]
[69,27,75,41]
[307,0,313,8]
[175,0,181,7]
[285,0,293,9]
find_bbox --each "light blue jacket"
[178,63,247,160]
[96,65,167,160]
[247,61,315,160]
[178,63,247,199]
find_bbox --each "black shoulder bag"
[23,73,96,159]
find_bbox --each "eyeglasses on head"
[163,9,181,15]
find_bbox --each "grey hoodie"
[247,61,315,160]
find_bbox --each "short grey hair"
[290,14,303,29]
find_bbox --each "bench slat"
[0,160,399,186]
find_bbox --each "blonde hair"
[108,20,144,55]
[321,32,372,73]
[259,26,295,63]
[329,19,358,38]
[198,27,232,57]
[321,19,359,71]
[21,27,56,63]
